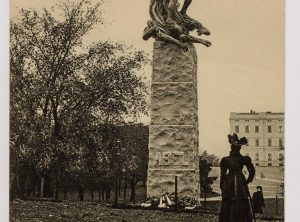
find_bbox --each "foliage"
[10,0,149,200]
[199,156,217,194]
[200,150,220,167]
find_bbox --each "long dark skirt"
[219,198,253,222]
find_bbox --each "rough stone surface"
[152,41,197,83]
[148,126,198,170]
[151,83,197,125]
[147,41,200,199]
[147,169,199,198]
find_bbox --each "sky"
[10,0,285,157]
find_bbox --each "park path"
[256,177,284,183]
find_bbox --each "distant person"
[252,186,265,214]
[219,133,256,222]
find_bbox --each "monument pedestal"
[147,41,200,199]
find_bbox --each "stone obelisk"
[146,41,200,198]
[143,0,211,199]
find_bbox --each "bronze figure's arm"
[143,0,211,49]
[179,34,211,47]
[180,0,192,15]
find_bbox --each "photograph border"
[2,0,300,221]
[285,0,300,221]
[0,0,10,221]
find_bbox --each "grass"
[203,198,284,217]
[50,183,283,218]
[9,200,282,222]
[9,200,219,222]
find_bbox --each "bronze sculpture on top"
[143,0,212,51]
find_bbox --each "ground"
[10,200,282,222]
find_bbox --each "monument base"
[147,41,200,200]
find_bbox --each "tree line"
[10,0,149,203]
[199,150,219,195]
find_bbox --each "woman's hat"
[228,133,248,146]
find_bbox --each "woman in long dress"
[219,133,256,222]
[253,186,265,214]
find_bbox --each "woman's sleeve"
[220,157,227,190]
[244,156,256,184]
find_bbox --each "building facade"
[230,111,284,167]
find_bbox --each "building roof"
[230,111,284,120]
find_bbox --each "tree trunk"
[114,178,119,205]
[118,178,122,197]
[102,185,106,202]
[10,148,20,200]
[98,186,102,202]
[123,173,127,199]
[54,171,59,200]
[91,189,94,201]
[64,190,67,200]
[40,176,44,198]
[10,175,17,201]
[54,183,59,200]
[130,175,136,204]
[19,173,27,198]
[51,100,61,200]
[106,188,110,202]
[78,186,84,201]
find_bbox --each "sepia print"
[9,0,284,221]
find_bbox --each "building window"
[255,153,259,161]
[268,139,272,147]
[255,126,259,133]
[268,153,272,161]
[279,153,284,161]
[279,126,283,133]
[235,126,239,133]
[268,125,272,133]
[279,139,283,147]
[255,139,259,147]
[268,163,273,167]
[256,163,260,166]
[245,126,249,133]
